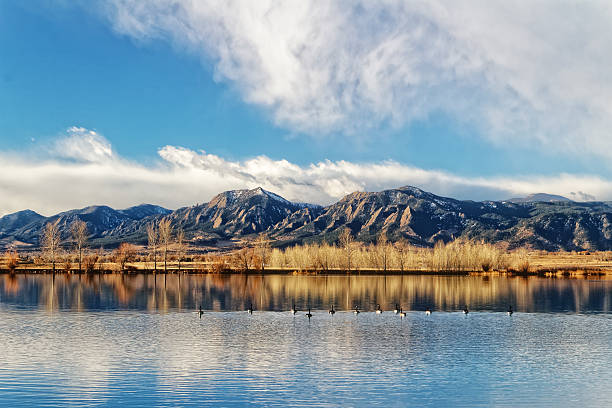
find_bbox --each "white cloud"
[99,0,612,156]
[54,126,114,162]
[3,127,612,216]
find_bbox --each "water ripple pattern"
[0,274,611,407]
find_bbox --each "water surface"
[1,274,611,407]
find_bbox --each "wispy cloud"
[99,1,612,157]
[2,127,612,216]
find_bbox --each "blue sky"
[1,1,612,215]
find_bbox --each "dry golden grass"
[3,241,612,275]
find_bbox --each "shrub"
[210,256,228,273]
[5,250,19,272]
[512,248,530,273]
[83,253,99,273]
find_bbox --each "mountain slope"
[283,188,612,250]
[508,193,572,203]
[106,187,324,245]
[0,204,170,247]
[4,186,612,251]
[0,210,44,235]
[280,186,530,246]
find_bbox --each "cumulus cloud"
[98,0,612,156]
[3,127,612,216]
[53,126,115,163]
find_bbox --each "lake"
[1,273,611,407]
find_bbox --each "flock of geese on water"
[198,304,514,318]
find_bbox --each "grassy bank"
[2,240,612,276]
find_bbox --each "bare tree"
[158,218,172,273]
[377,231,390,272]
[235,247,253,272]
[96,246,105,273]
[83,251,99,273]
[395,239,408,272]
[254,233,271,271]
[41,220,61,273]
[114,242,136,272]
[318,243,331,272]
[147,222,158,272]
[70,219,88,273]
[175,228,186,272]
[339,228,354,272]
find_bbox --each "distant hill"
[2,186,612,251]
[508,193,572,203]
[0,204,170,248]
[0,210,44,233]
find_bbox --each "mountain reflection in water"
[2,273,610,314]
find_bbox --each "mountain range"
[2,186,612,251]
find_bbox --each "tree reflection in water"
[1,273,611,314]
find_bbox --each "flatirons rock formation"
[2,186,612,251]
[136,187,324,244]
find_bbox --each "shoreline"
[2,266,610,277]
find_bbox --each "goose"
[425,308,432,316]
[393,304,400,314]
[306,308,313,319]
[353,306,360,315]
[328,304,336,315]
[463,306,469,315]
[247,303,253,315]
[399,308,407,318]
[376,304,383,314]
[507,305,513,316]
[290,302,298,315]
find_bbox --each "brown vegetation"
[41,220,61,273]
[70,219,88,272]
[61,258,72,273]
[83,252,99,273]
[4,232,612,276]
[158,218,172,273]
[254,233,270,271]
[114,243,137,272]
[147,222,158,272]
[339,228,354,272]
[234,247,254,272]
[175,228,186,272]
[4,249,19,272]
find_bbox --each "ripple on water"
[0,274,611,407]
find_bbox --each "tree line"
[3,221,535,273]
[30,218,187,273]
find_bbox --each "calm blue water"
[1,274,611,407]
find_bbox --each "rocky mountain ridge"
[2,186,612,251]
